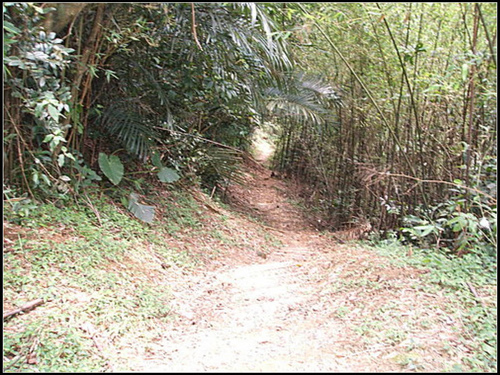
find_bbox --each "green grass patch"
[3,320,105,373]
[367,239,497,372]
[3,190,199,372]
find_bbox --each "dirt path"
[121,139,464,372]
[125,161,358,371]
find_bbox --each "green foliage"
[4,5,74,137]
[99,102,158,162]
[3,2,331,197]
[3,3,98,198]
[71,157,102,190]
[195,145,246,189]
[157,167,180,184]
[98,153,124,186]
[86,3,294,189]
[4,2,496,225]
[266,72,341,130]
[3,187,39,225]
[400,180,496,256]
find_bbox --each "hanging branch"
[191,3,203,51]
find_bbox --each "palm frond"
[295,72,343,107]
[200,144,246,186]
[100,103,158,161]
[264,72,342,133]
[265,87,328,126]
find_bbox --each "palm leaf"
[100,103,158,161]
[201,144,246,186]
[265,73,341,132]
[265,87,328,126]
[295,72,343,107]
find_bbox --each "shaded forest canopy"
[3,3,497,255]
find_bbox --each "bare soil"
[117,140,466,372]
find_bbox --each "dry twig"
[466,281,487,309]
[3,299,44,320]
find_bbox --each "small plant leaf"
[158,167,180,183]
[151,151,163,169]
[98,153,124,185]
[48,104,60,122]
[127,193,155,223]
[413,225,437,237]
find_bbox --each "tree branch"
[370,170,496,203]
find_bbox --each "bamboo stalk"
[476,4,496,68]
[376,3,427,187]
[296,3,416,178]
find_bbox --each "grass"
[3,320,104,372]
[362,239,497,372]
[3,196,176,372]
[313,234,496,372]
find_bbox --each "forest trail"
[120,136,462,372]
